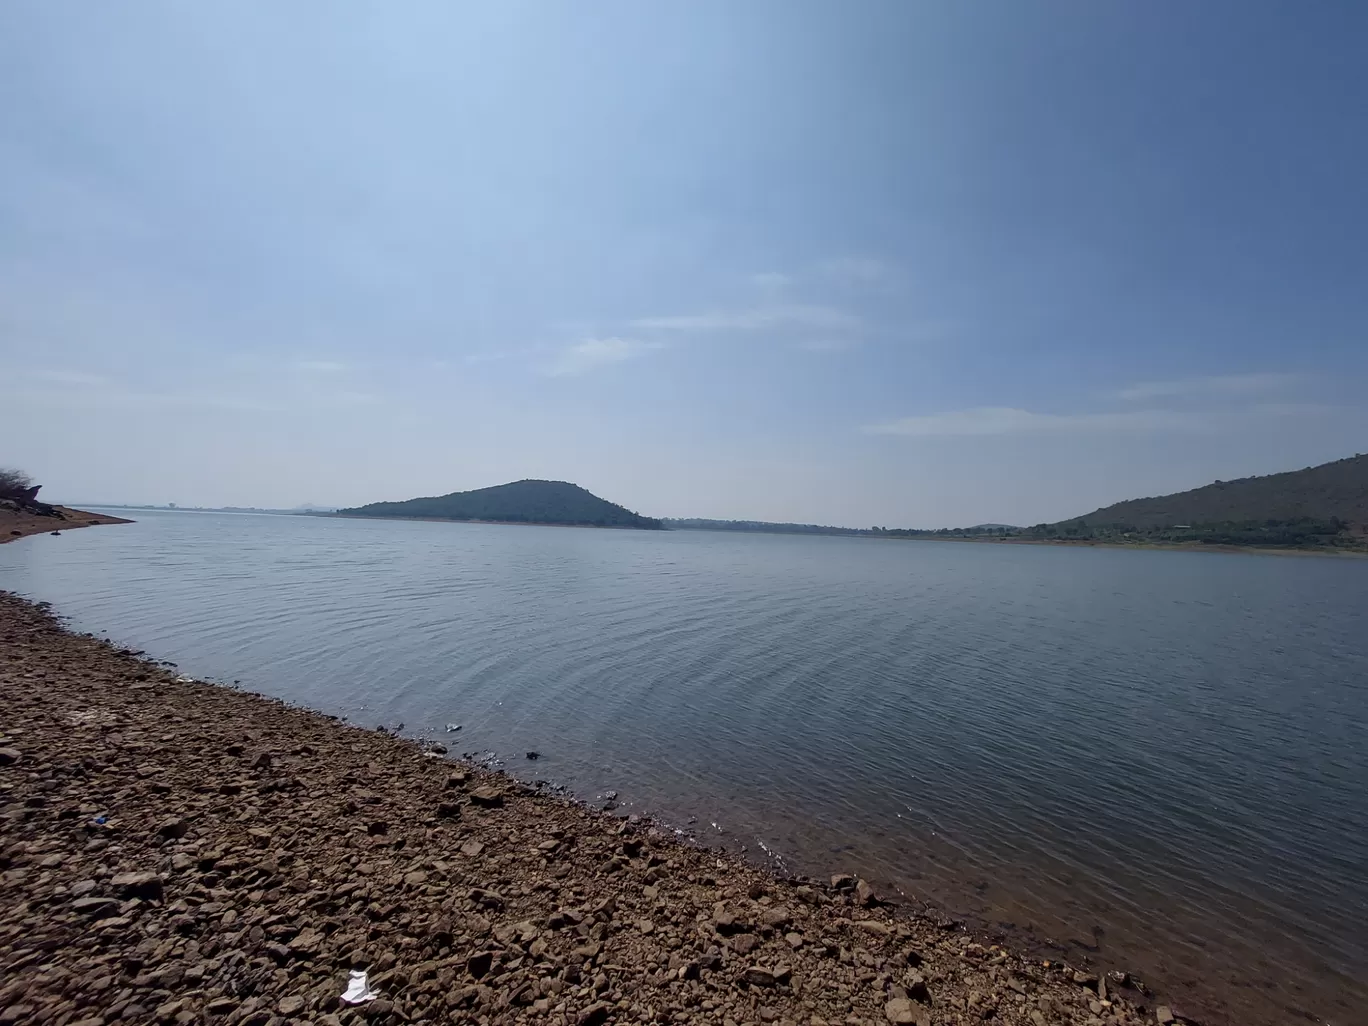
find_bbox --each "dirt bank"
[0,591,1182,1026]
[0,506,131,544]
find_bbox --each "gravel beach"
[1,590,1181,1026]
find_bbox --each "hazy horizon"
[5,2,1367,526]
[57,449,1360,533]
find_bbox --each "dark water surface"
[4,512,1366,1025]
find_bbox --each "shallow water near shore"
[4,510,1366,1025]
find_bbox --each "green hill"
[337,480,663,530]
[1028,453,1368,549]
[1076,454,1368,528]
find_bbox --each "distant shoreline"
[24,504,1363,556]
[876,532,1368,558]
[670,522,1368,557]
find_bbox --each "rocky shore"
[1,591,1183,1026]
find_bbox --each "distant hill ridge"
[1073,453,1368,529]
[338,479,663,530]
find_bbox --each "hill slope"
[1076,454,1368,528]
[338,480,663,529]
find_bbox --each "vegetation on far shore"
[672,454,1368,552]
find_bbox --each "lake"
[3,511,1365,1025]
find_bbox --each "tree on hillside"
[0,468,36,501]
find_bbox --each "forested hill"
[338,480,663,529]
[1075,454,1368,528]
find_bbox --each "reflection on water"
[4,510,1366,1025]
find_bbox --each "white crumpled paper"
[341,969,378,1004]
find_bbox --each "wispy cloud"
[750,271,791,290]
[26,369,108,387]
[864,407,1205,437]
[461,351,516,366]
[865,401,1333,437]
[632,303,860,333]
[293,359,349,373]
[1116,372,1301,402]
[799,338,859,353]
[542,337,664,377]
[6,364,380,414]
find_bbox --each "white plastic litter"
[341,969,378,1004]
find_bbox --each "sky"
[3,1,1366,527]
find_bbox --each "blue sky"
[3,2,1365,526]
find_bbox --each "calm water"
[4,512,1366,1025]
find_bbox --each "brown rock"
[277,994,306,1016]
[904,972,931,1003]
[1156,1008,1175,1025]
[761,906,791,928]
[153,998,185,1022]
[157,817,188,839]
[0,748,20,766]
[852,919,891,938]
[743,966,780,987]
[72,896,119,917]
[469,785,504,808]
[467,951,493,978]
[729,934,762,955]
[884,998,929,1025]
[289,929,325,957]
[111,871,163,900]
[460,839,485,857]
